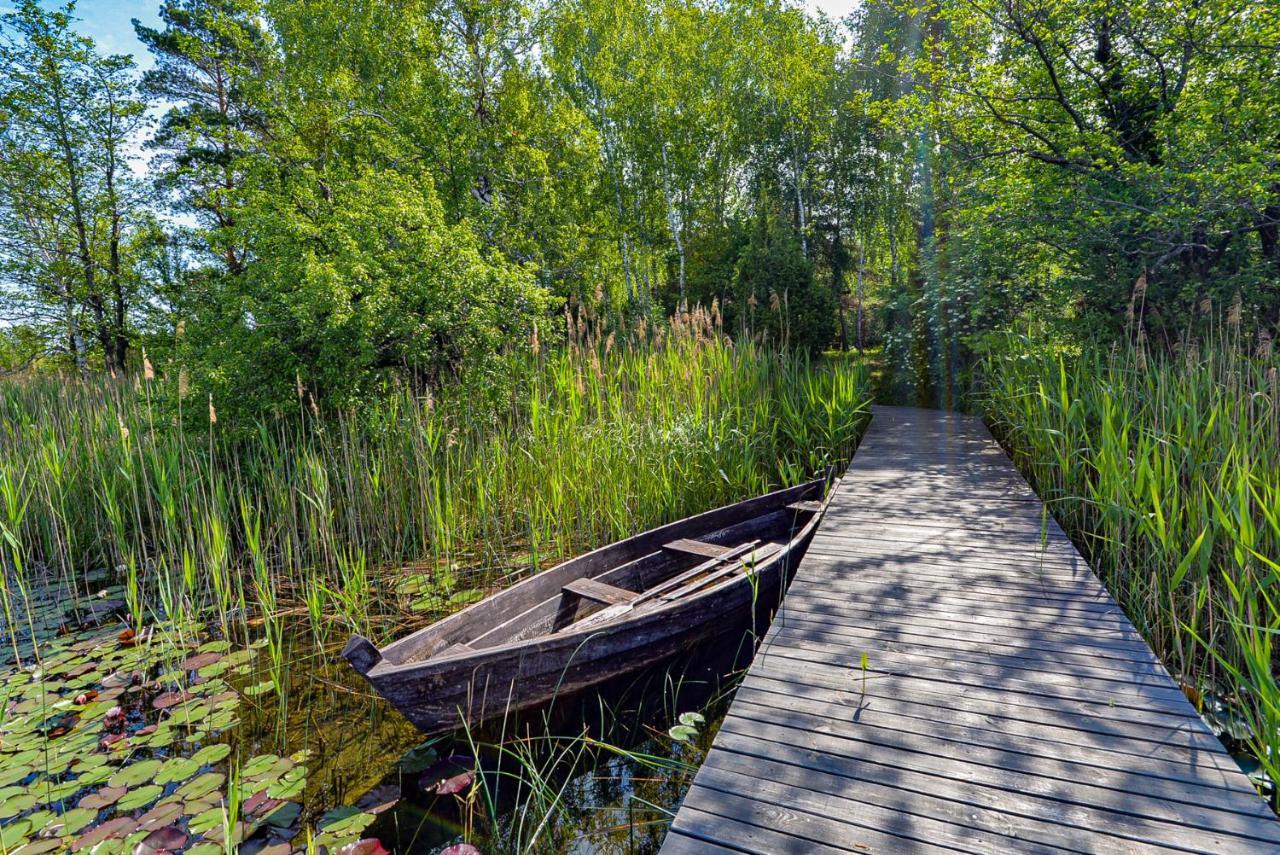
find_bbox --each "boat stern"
[342,634,383,676]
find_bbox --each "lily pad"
[70,816,137,852]
[175,772,224,802]
[46,806,96,836]
[79,784,127,811]
[107,759,162,789]
[189,743,230,766]
[154,757,201,786]
[134,825,188,853]
[116,783,163,812]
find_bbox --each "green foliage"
[0,327,870,640]
[200,166,550,415]
[982,332,1280,793]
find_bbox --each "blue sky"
[38,0,859,70]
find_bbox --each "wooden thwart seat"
[664,538,733,558]
[562,577,640,606]
[786,500,824,513]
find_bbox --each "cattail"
[142,350,155,381]
[711,298,722,329]
[593,283,604,305]
[178,368,189,399]
[208,393,217,424]
[1199,296,1212,316]
[769,290,781,312]
[296,372,305,400]
[605,331,615,355]
[1136,325,1148,371]
[530,321,540,356]
[637,317,648,342]
[1133,271,1147,299]
[117,415,129,441]
[1229,291,1243,327]
[309,394,320,419]
[1258,329,1273,360]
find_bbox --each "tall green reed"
[0,310,870,660]
[981,330,1280,793]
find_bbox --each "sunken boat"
[343,476,836,735]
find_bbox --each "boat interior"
[378,485,829,668]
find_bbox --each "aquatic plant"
[981,331,1280,798]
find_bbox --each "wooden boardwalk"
[662,405,1280,854]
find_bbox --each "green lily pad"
[189,743,230,766]
[175,772,224,802]
[316,805,375,839]
[0,790,39,818]
[107,759,162,789]
[239,755,280,779]
[115,783,163,812]
[46,806,96,836]
[186,806,225,835]
[153,757,201,786]
[0,818,31,849]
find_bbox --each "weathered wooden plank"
[664,538,733,558]
[561,577,638,605]
[663,405,1278,853]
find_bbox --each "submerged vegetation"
[982,329,1280,802]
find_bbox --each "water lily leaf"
[0,788,38,819]
[180,653,220,672]
[448,589,485,606]
[108,759,162,789]
[153,757,201,786]
[0,762,34,788]
[46,806,96,836]
[317,806,375,838]
[174,772,224,802]
[397,742,440,774]
[678,712,706,728]
[242,681,274,698]
[355,784,399,815]
[116,783,163,812]
[133,825,187,854]
[434,772,473,796]
[136,800,183,831]
[262,761,304,798]
[186,806,225,835]
[197,641,231,655]
[239,754,280,779]
[11,836,63,853]
[0,818,31,849]
[189,743,230,766]
[184,844,222,855]
[79,784,127,811]
[151,692,191,711]
[70,816,137,852]
[668,724,698,743]
[262,800,301,829]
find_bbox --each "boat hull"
[346,479,830,735]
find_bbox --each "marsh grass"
[0,312,869,654]
[981,331,1280,797]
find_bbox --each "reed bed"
[0,311,871,655]
[981,333,1280,793]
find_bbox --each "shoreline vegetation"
[0,313,873,852]
[982,331,1280,805]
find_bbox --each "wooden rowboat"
[342,476,837,735]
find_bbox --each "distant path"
[662,405,1280,853]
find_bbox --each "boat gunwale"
[360,477,833,679]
